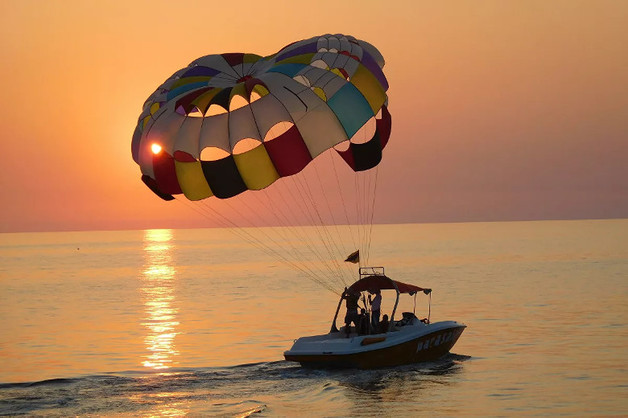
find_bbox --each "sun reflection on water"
[141,229,179,370]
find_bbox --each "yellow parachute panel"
[233,145,279,190]
[174,160,213,200]
[349,64,387,114]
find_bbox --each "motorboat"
[284,267,466,369]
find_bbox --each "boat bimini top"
[330,267,432,333]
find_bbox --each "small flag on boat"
[344,250,360,264]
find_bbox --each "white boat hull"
[284,320,466,369]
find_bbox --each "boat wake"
[0,354,470,416]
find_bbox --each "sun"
[151,143,162,155]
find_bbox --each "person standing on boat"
[343,289,361,336]
[369,289,382,332]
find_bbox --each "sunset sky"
[1,0,626,233]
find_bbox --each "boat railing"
[359,266,385,278]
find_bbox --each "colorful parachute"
[132,34,390,202]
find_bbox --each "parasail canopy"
[132,34,390,202]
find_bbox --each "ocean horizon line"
[1,216,626,235]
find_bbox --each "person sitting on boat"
[378,314,390,334]
[369,289,382,331]
[343,289,361,336]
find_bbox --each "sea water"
[0,220,626,416]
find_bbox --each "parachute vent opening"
[293,75,311,87]
[334,140,350,152]
[151,143,162,155]
[233,138,261,155]
[200,146,230,161]
[249,91,262,103]
[206,104,228,116]
[331,68,349,81]
[252,85,270,99]
[229,95,249,111]
[349,117,377,145]
[187,106,204,118]
[311,60,329,70]
[264,121,295,142]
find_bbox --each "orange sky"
[1,0,627,232]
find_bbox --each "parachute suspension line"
[183,197,332,291]
[363,170,372,264]
[310,157,356,286]
[353,171,369,265]
[272,182,336,263]
[366,166,380,264]
[172,197,280,268]
[354,172,367,268]
[290,172,348,287]
[326,151,362,283]
[235,196,336,288]
[282,175,347,285]
[329,152,359,254]
[247,188,325,266]
[245,184,340,287]
[360,169,371,264]
[173,196,338,294]
[352,173,361,268]
[358,165,379,265]
[266,175,342,286]
[305,162,355,286]
[216,195,338,292]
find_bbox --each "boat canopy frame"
[330,267,432,333]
